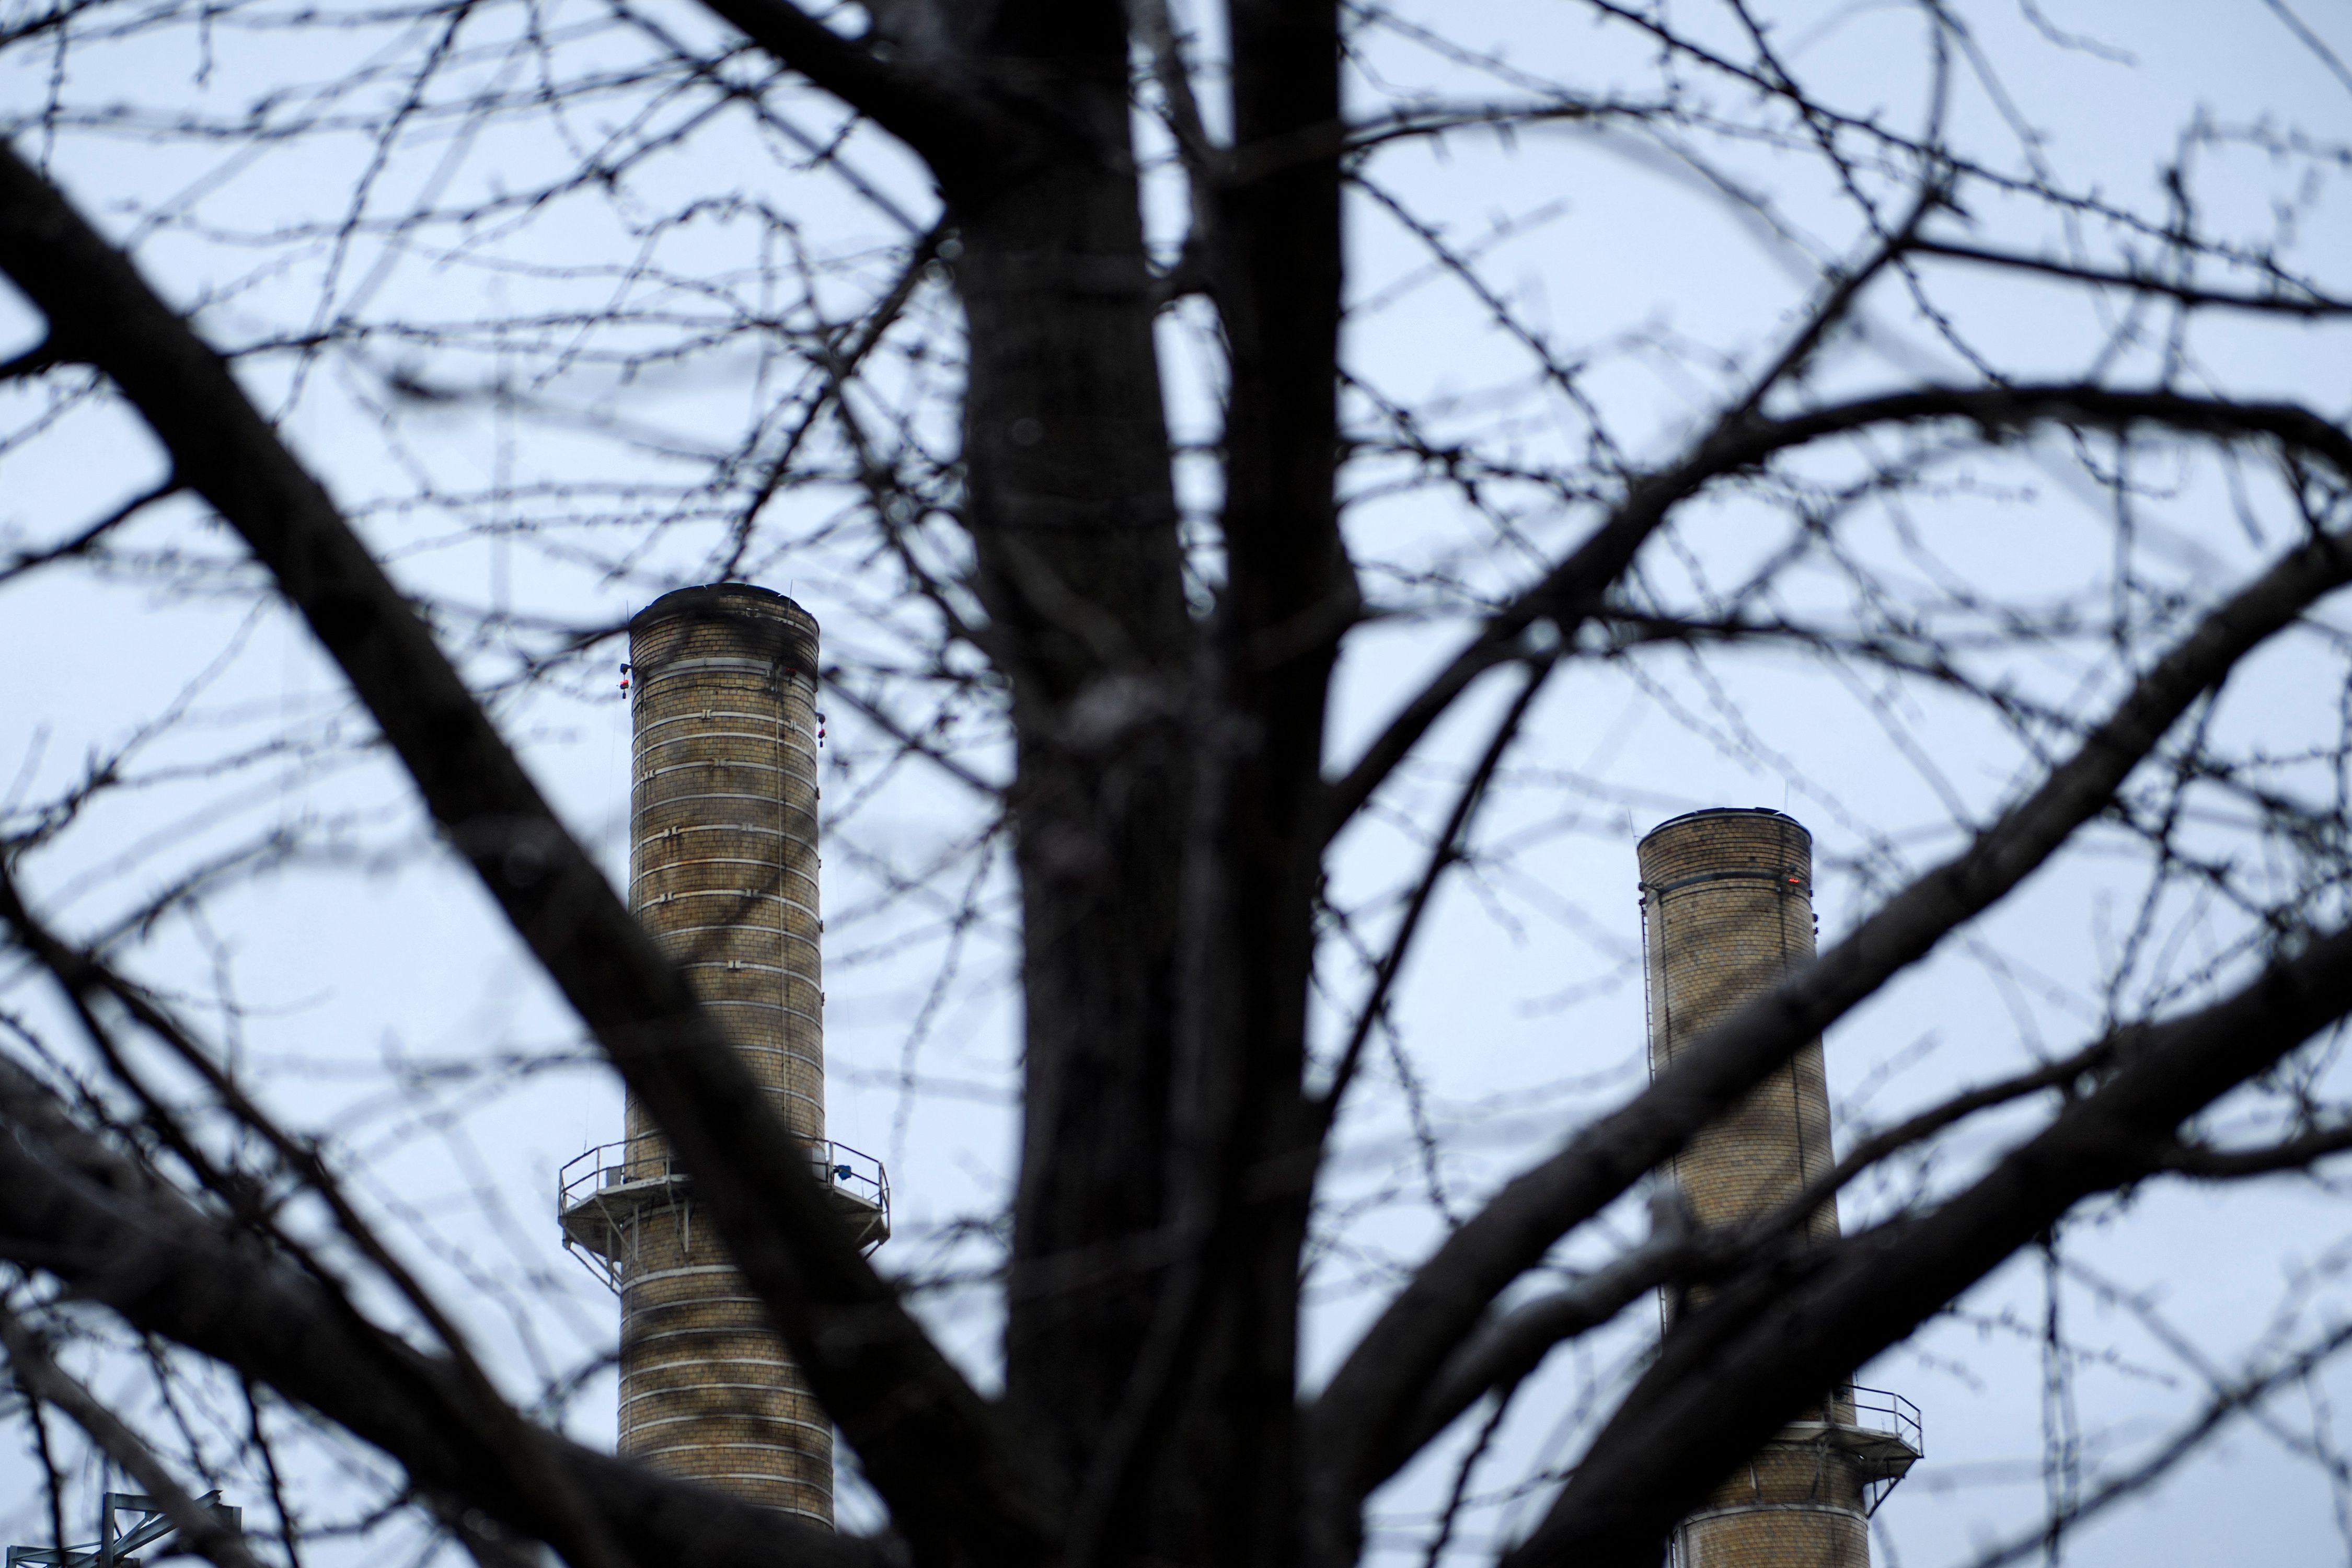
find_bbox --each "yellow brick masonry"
[618,585,833,1525]
[1639,810,1867,1568]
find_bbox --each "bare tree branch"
[1324,384,2352,838]
[0,1298,271,1568]
[1379,1194,1700,1485]
[0,136,1061,1566]
[1316,653,1556,1122]
[678,0,1019,186]
[0,857,640,1568]
[1910,238,2352,316]
[1509,920,2352,1568]
[1309,493,2352,1529]
[1956,1316,2352,1568]
[5,5,2350,1566]
[2158,1124,2352,1179]
[0,1053,892,1568]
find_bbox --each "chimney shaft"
[619,584,831,1523]
[1640,808,1837,1260]
[1639,808,1884,1568]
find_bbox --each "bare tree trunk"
[941,4,1195,1509]
[1139,4,1348,1565]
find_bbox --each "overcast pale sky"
[2,2,2350,1565]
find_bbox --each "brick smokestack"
[1639,808,1912,1568]
[616,585,832,1519]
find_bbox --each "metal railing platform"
[559,1137,889,1289]
[1780,1383,1922,1512]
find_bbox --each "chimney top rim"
[630,582,818,636]
[1638,805,1811,848]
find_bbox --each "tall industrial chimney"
[1638,808,1917,1568]
[561,584,887,1526]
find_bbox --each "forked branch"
[0,1055,888,1568]
[0,137,1059,1567]
[1509,920,2352,1568]
[0,1300,270,1568]
[1324,386,2352,841]
[1308,493,2352,1537]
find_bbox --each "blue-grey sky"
[2,2,2349,1565]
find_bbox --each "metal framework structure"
[7,1493,241,1568]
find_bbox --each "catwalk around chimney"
[1638,808,1918,1568]
[559,584,887,1526]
